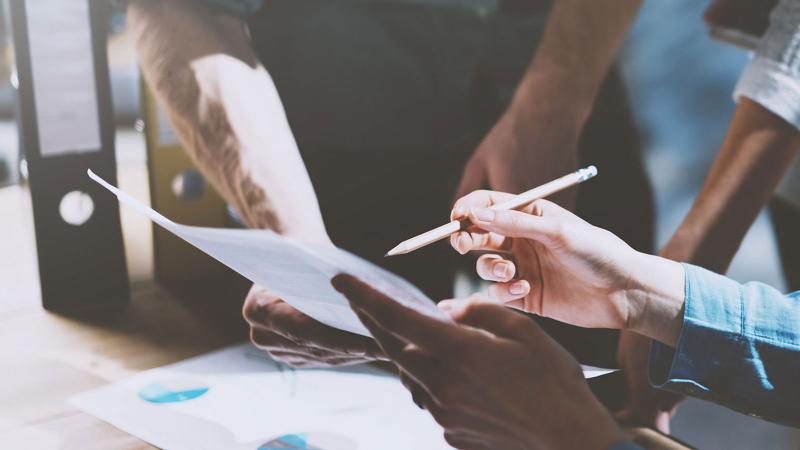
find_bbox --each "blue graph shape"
[258,433,308,449]
[258,432,357,450]
[138,381,209,404]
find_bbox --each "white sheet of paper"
[26,0,101,157]
[70,343,455,450]
[88,170,616,378]
[89,169,447,337]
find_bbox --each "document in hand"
[88,171,616,378]
[88,170,447,337]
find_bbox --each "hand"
[454,91,582,208]
[242,284,385,368]
[611,234,699,433]
[450,191,686,345]
[616,330,681,433]
[333,275,626,450]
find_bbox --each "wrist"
[623,252,686,346]
[511,71,595,128]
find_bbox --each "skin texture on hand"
[454,96,582,208]
[333,275,626,450]
[450,192,686,343]
[454,0,643,206]
[242,284,385,368]
[130,1,388,368]
[617,97,800,432]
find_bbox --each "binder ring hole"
[59,191,94,226]
[171,170,205,201]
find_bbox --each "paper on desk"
[71,343,455,449]
[88,170,615,378]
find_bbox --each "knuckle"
[241,298,261,323]
[530,199,547,216]
[242,294,279,325]
[486,284,505,300]
[551,221,569,243]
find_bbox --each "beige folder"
[141,81,233,288]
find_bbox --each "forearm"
[128,0,328,240]
[513,0,642,120]
[648,264,800,426]
[663,98,800,271]
[624,252,686,347]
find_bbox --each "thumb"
[453,156,488,205]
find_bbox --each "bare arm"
[128,1,383,369]
[617,100,800,433]
[518,0,643,118]
[455,0,643,205]
[127,0,328,241]
[662,98,800,270]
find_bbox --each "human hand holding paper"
[88,169,448,338]
[89,170,613,377]
[242,284,387,367]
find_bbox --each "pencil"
[385,165,598,256]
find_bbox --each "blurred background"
[0,1,797,449]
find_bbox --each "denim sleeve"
[649,264,800,426]
[733,0,800,129]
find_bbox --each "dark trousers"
[771,197,800,291]
[247,0,654,408]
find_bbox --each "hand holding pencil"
[386,166,597,256]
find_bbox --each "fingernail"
[457,234,469,254]
[471,207,494,223]
[493,262,509,278]
[509,281,528,295]
[452,206,467,219]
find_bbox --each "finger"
[468,207,564,246]
[247,298,384,358]
[250,328,307,353]
[350,306,407,360]
[271,354,371,369]
[351,307,447,379]
[524,198,586,224]
[450,230,511,255]
[400,371,432,410]
[251,331,351,362]
[333,274,467,355]
[447,300,542,342]
[451,190,516,220]
[476,254,515,282]
[486,280,530,303]
[452,158,489,206]
[355,310,452,398]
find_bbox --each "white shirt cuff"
[734,56,800,131]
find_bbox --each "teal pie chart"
[258,432,356,450]
[138,380,209,404]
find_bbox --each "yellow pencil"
[385,166,598,256]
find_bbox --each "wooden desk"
[0,180,242,449]
[0,182,689,450]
